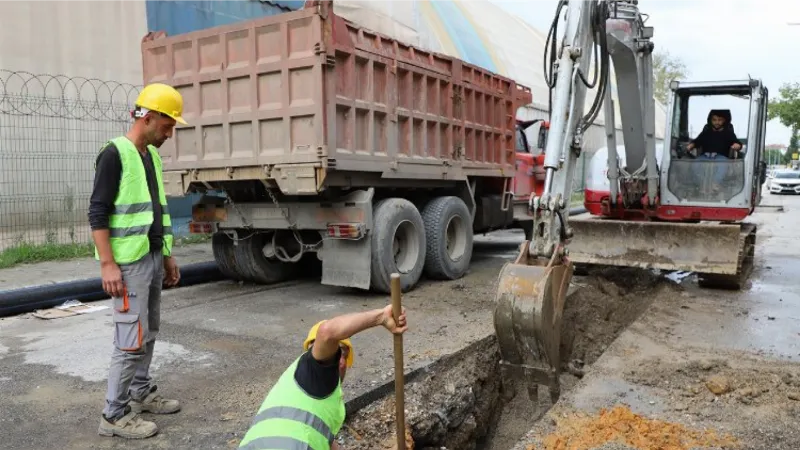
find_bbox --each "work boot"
[98,406,158,439]
[130,386,181,414]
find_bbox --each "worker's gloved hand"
[380,304,409,335]
[101,261,125,298]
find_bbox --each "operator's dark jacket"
[690,109,742,158]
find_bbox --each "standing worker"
[238,305,409,450]
[89,83,187,439]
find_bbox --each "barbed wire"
[0,70,144,122]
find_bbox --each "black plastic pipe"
[0,206,588,318]
[0,261,224,318]
[570,206,587,216]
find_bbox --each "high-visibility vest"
[93,136,173,265]
[239,354,346,450]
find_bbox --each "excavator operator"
[686,109,743,187]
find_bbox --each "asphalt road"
[512,193,800,450]
[2,193,799,450]
[0,229,525,450]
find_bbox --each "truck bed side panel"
[141,5,525,188]
[142,8,327,170]
[326,14,518,178]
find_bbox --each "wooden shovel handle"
[390,273,406,450]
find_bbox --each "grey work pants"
[103,251,164,419]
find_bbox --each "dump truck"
[141,1,537,294]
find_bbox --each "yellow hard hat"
[303,320,354,368]
[135,83,187,125]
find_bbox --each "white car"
[769,170,800,194]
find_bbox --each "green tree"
[765,147,792,165]
[788,129,800,164]
[652,50,689,104]
[768,83,800,164]
[768,83,800,132]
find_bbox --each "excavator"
[494,0,768,403]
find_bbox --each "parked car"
[769,170,800,194]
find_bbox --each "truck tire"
[232,231,295,284]
[370,198,426,294]
[211,232,242,281]
[421,196,473,280]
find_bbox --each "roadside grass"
[0,234,211,270]
[571,190,585,207]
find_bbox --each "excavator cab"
[570,79,767,289]
[661,79,769,216]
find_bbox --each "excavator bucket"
[567,217,756,289]
[493,242,574,404]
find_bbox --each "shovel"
[390,273,407,450]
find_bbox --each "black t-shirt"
[88,142,164,253]
[293,347,342,399]
[691,125,741,158]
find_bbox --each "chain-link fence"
[0,69,592,254]
[0,70,141,251]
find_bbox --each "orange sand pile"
[528,405,739,450]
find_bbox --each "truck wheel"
[233,231,295,284]
[212,232,242,281]
[421,196,473,280]
[370,198,426,294]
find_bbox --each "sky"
[491,0,800,146]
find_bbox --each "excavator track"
[697,223,757,290]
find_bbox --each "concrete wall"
[0,1,147,250]
[0,1,147,84]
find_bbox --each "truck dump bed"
[141,2,531,195]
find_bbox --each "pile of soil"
[625,357,800,416]
[526,404,739,450]
[560,267,677,371]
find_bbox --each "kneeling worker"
[239,305,409,450]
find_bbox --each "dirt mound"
[626,357,800,415]
[560,269,680,371]
[526,404,739,450]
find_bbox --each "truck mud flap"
[567,218,746,275]
[320,238,372,290]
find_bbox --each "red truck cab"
[513,119,549,202]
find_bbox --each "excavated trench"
[338,268,681,450]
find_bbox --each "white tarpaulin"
[331,0,667,145]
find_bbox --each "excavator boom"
[495,0,614,403]
[494,0,766,402]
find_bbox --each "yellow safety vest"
[93,136,173,264]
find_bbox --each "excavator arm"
[494,0,656,403]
